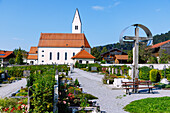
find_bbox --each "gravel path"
[70,68,170,113]
[0,78,27,98]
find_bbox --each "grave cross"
[120,24,153,82]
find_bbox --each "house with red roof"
[72,49,95,64]
[27,47,38,65]
[149,40,170,58]
[101,48,129,64]
[27,9,95,65]
[0,51,15,67]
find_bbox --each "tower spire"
[72,8,82,33]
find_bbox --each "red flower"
[5,108,9,111]
[68,93,72,97]
[18,106,21,110]
[11,107,15,112]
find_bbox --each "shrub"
[126,75,132,80]
[74,78,80,86]
[75,61,79,68]
[78,64,87,69]
[167,74,170,81]
[88,63,102,72]
[100,60,106,64]
[9,58,15,64]
[149,69,161,82]
[139,66,151,80]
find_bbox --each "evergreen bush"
[149,69,161,82]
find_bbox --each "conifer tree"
[15,47,23,65]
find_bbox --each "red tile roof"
[27,55,38,60]
[0,51,13,58]
[29,47,38,54]
[72,50,95,59]
[151,40,170,49]
[115,55,128,60]
[38,33,91,48]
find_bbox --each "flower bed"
[0,98,28,113]
[58,74,99,113]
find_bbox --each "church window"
[73,52,75,56]
[42,50,44,52]
[65,52,67,60]
[42,60,44,62]
[57,52,59,60]
[50,52,52,60]
[42,55,44,57]
[75,26,78,30]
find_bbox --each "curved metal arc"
[132,24,152,38]
[119,24,153,45]
[119,25,131,45]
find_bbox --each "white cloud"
[155,8,161,12]
[12,38,24,41]
[108,1,120,8]
[92,6,104,10]
[113,1,120,7]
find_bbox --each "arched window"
[73,52,75,56]
[50,52,52,60]
[57,52,60,60]
[65,52,67,60]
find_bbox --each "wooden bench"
[122,81,155,95]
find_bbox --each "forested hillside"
[94,31,170,52]
[153,31,170,44]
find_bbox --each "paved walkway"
[0,78,27,98]
[70,68,170,113]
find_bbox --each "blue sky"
[0,0,170,51]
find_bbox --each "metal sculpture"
[120,24,153,92]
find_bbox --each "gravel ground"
[70,68,170,113]
[0,78,27,98]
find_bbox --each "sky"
[0,0,170,51]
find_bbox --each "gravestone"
[120,70,122,75]
[91,67,97,71]
[102,67,106,72]
[115,68,118,74]
[108,68,111,74]
[112,68,114,74]
[1,73,5,79]
[23,70,30,77]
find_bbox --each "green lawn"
[124,96,170,113]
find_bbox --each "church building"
[27,9,95,65]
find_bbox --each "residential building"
[101,48,129,64]
[27,47,38,65]
[150,40,170,58]
[0,51,15,67]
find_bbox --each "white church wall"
[27,59,38,65]
[73,58,94,64]
[38,47,82,65]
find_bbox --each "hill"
[94,31,170,52]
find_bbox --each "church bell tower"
[72,8,82,33]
